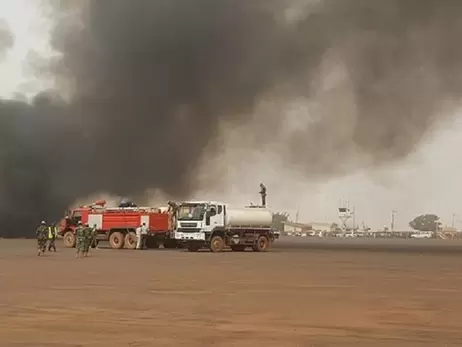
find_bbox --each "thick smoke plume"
[1,0,462,236]
[0,19,14,60]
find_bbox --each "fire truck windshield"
[177,204,206,221]
[68,211,82,225]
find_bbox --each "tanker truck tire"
[209,235,224,252]
[63,231,76,248]
[187,244,200,252]
[109,232,125,249]
[230,245,246,252]
[252,235,270,252]
[124,232,137,249]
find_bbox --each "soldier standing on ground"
[135,224,142,250]
[47,222,58,252]
[259,183,267,207]
[91,224,99,249]
[75,221,85,258]
[141,222,148,249]
[36,221,48,256]
[82,223,92,257]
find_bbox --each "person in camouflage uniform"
[83,223,93,256]
[75,221,86,258]
[36,221,48,256]
[91,224,99,249]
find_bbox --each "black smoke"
[1,0,462,236]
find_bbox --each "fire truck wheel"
[124,232,137,249]
[252,235,270,252]
[230,245,246,252]
[109,232,125,249]
[209,235,224,252]
[145,238,159,249]
[63,231,76,248]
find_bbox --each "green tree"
[272,212,289,232]
[409,214,440,232]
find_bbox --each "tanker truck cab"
[174,201,225,240]
[174,200,277,253]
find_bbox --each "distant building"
[282,221,334,234]
[282,222,311,234]
[309,222,333,232]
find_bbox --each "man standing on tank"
[259,183,267,207]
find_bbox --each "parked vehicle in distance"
[410,231,433,239]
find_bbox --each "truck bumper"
[174,231,206,241]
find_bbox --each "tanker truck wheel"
[252,235,270,252]
[124,232,137,249]
[209,235,224,252]
[163,240,177,249]
[63,231,76,248]
[187,244,200,252]
[109,232,125,249]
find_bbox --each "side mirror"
[206,215,211,226]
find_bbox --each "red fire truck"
[58,200,180,249]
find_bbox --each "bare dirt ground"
[1,238,462,346]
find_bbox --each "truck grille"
[180,223,198,228]
[177,228,201,233]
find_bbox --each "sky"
[1,0,462,230]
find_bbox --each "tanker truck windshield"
[177,204,206,221]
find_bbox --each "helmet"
[41,221,46,225]
[77,221,83,225]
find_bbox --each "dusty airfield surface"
[1,238,462,346]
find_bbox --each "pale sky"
[2,0,462,230]
[0,0,54,98]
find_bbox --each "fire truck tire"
[109,232,125,249]
[145,238,159,249]
[252,235,270,252]
[230,245,246,252]
[209,235,224,252]
[63,231,76,248]
[124,232,137,249]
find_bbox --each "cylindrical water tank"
[226,208,272,228]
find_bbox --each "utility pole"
[391,210,397,232]
[295,204,300,223]
[352,205,356,231]
[452,213,456,227]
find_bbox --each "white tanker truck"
[172,200,279,252]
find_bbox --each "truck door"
[88,214,103,229]
[208,204,225,230]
